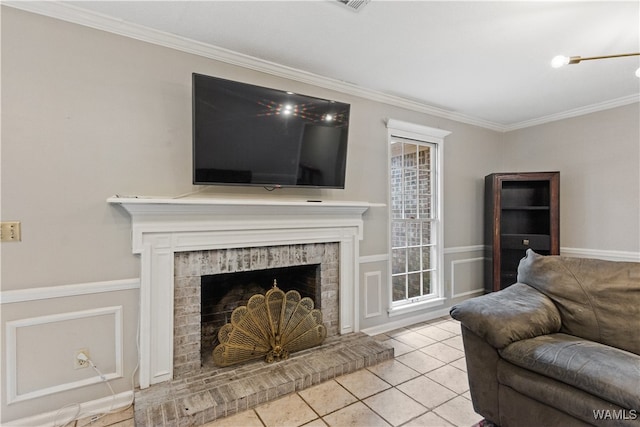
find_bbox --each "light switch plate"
[1,221,22,242]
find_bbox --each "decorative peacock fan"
[212,280,327,367]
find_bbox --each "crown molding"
[5,2,638,133]
[504,94,640,132]
[4,1,507,132]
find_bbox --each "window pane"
[391,153,403,168]
[422,247,431,270]
[407,221,421,246]
[408,273,421,298]
[392,248,406,275]
[419,197,432,219]
[391,193,403,219]
[404,192,417,219]
[404,166,417,219]
[418,168,432,218]
[392,275,406,302]
[422,272,431,295]
[418,145,431,166]
[403,144,417,167]
[391,168,402,192]
[422,221,432,244]
[408,247,421,272]
[392,221,406,247]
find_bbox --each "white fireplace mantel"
[108,195,377,388]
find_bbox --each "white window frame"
[386,119,451,317]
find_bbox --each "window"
[386,120,450,315]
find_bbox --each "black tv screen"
[192,73,350,188]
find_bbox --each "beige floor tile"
[322,401,391,427]
[301,418,328,427]
[450,357,468,372]
[425,365,470,394]
[383,338,414,356]
[372,333,391,341]
[254,394,318,427]
[364,388,427,426]
[403,411,455,427]
[393,331,437,349]
[335,368,391,399]
[428,315,454,323]
[396,350,446,374]
[298,380,357,416]
[202,409,264,427]
[419,342,465,364]
[406,321,430,331]
[434,320,463,335]
[366,359,420,386]
[396,376,457,409]
[414,325,457,342]
[387,327,412,338]
[441,335,465,351]
[433,395,483,427]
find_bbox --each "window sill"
[388,297,446,318]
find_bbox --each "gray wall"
[502,104,640,254]
[1,6,637,423]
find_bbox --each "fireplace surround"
[109,195,374,388]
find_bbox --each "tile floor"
[80,316,482,427]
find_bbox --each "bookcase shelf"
[484,172,560,292]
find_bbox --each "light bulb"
[551,55,570,68]
[325,114,334,122]
[636,67,640,78]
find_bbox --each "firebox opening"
[200,264,321,366]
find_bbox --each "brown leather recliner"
[450,250,640,427]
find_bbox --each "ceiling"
[14,1,640,131]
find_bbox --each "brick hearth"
[134,333,393,426]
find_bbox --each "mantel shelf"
[107,195,384,217]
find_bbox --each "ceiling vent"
[336,0,371,12]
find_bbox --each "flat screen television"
[192,73,351,188]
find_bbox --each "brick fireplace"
[109,195,373,388]
[173,242,339,378]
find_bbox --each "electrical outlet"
[74,348,90,369]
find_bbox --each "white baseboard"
[4,391,133,427]
[361,306,453,336]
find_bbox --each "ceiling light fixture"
[551,52,640,77]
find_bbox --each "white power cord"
[53,300,140,427]
[53,353,116,427]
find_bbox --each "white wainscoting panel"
[451,257,485,299]
[5,306,124,404]
[364,271,382,318]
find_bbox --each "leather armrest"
[450,283,561,349]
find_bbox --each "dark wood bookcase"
[484,172,560,292]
